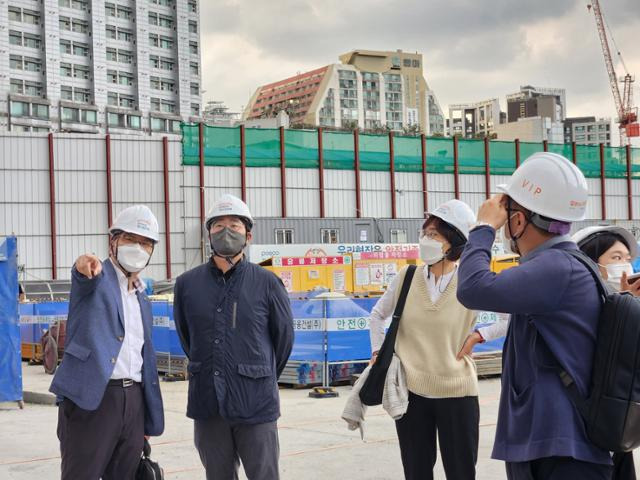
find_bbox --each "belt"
[108,378,139,388]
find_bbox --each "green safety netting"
[394,135,422,172]
[181,124,640,178]
[285,129,319,168]
[245,128,280,167]
[323,131,355,170]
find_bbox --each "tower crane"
[587,0,639,145]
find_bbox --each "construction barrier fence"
[182,124,640,178]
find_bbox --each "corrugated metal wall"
[1,134,52,280]
[3,132,640,281]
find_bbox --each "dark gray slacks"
[194,415,280,480]
[57,383,145,480]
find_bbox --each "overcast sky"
[199,0,640,144]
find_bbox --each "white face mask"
[117,244,151,273]
[501,214,520,255]
[602,262,634,290]
[419,237,445,265]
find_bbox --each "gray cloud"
[200,0,640,144]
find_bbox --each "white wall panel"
[286,168,318,189]
[459,175,486,194]
[287,189,320,217]
[0,170,50,203]
[285,168,320,217]
[111,137,164,171]
[56,234,109,274]
[361,171,391,218]
[17,236,52,278]
[605,179,629,220]
[586,178,603,220]
[2,204,51,236]
[55,136,105,170]
[396,192,424,218]
[111,172,165,203]
[395,172,424,218]
[56,171,107,203]
[427,173,455,193]
[205,165,241,188]
[459,193,485,214]
[324,169,355,191]
[245,167,281,217]
[324,170,356,217]
[56,204,109,236]
[395,172,422,192]
[0,134,49,169]
[490,175,510,195]
[360,171,389,190]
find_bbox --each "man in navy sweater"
[457,152,613,479]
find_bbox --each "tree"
[402,124,423,136]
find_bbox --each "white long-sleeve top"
[369,266,456,352]
[369,267,510,352]
[477,315,510,342]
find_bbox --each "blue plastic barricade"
[289,298,325,362]
[166,303,185,356]
[325,297,372,362]
[19,303,35,344]
[151,301,170,354]
[0,237,22,403]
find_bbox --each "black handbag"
[359,265,416,406]
[136,438,164,480]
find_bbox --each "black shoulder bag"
[136,438,164,480]
[359,265,416,406]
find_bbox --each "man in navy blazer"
[50,205,164,480]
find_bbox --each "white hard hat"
[497,152,588,222]
[205,194,254,230]
[109,205,160,243]
[428,199,477,240]
[572,225,638,259]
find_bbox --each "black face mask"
[209,228,247,258]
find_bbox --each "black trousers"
[57,382,145,480]
[395,393,479,480]
[506,456,613,480]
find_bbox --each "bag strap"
[378,265,417,357]
[392,265,417,324]
[541,248,603,421]
[143,437,151,458]
[564,248,608,299]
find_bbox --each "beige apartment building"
[242,49,445,135]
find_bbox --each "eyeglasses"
[211,222,245,233]
[419,230,441,240]
[120,233,154,250]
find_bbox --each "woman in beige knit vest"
[369,199,479,480]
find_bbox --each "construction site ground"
[1,363,638,479]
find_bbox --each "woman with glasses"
[369,199,480,480]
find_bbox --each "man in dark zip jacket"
[174,194,294,480]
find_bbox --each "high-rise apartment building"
[242,49,445,135]
[0,0,202,134]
